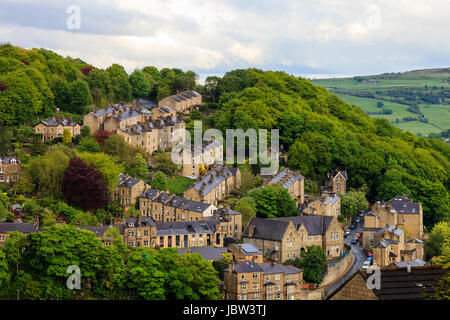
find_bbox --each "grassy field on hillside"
[312,68,450,135]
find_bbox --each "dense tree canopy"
[207,69,449,228]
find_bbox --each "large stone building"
[34,117,81,142]
[156,218,230,248]
[242,215,345,262]
[173,139,223,178]
[0,156,21,184]
[183,166,241,206]
[266,169,304,206]
[362,222,424,267]
[328,265,446,300]
[83,104,154,135]
[158,90,202,114]
[82,212,239,249]
[139,188,218,222]
[321,169,347,196]
[303,195,340,217]
[371,195,423,239]
[224,261,303,300]
[114,174,150,208]
[116,116,185,153]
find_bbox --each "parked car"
[359,211,365,217]
[351,237,358,244]
[355,217,361,223]
[362,260,371,269]
[345,229,351,236]
[367,252,373,257]
[350,223,357,229]
[355,232,362,239]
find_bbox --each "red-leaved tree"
[95,130,113,146]
[81,65,96,76]
[62,156,110,211]
[0,81,7,91]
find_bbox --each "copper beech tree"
[62,156,110,211]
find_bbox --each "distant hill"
[312,68,450,136]
[0,43,199,126]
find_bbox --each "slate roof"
[385,196,421,214]
[0,156,20,164]
[81,225,115,237]
[124,217,156,228]
[118,174,142,188]
[268,169,304,189]
[259,263,302,274]
[37,118,79,127]
[323,195,340,205]
[242,218,290,241]
[376,225,404,237]
[229,261,264,273]
[156,219,218,236]
[393,259,426,268]
[189,166,235,196]
[327,265,446,300]
[233,243,262,255]
[362,266,446,300]
[140,188,213,213]
[273,215,334,236]
[178,246,230,260]
[378,239,400,248]
[0,223,37,234]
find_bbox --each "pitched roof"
[259,263,302,274]
[37,118,79,127]
[385,196,421,214]
[233,243,262,255]
[189,166,234,196]
[273,215,334,236]
[139,188,213,213]
[362,266,446,300]
[231,261,264,273]
[327,265,446,300]
[268,169,304,189]
[392,259,426,268]
[0,156,20,164]
[118,175,142,188]
[156,219,218,236]
[242,217,290,241]
[0,222,37,234]
[178,246,230,260]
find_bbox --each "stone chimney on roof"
[209,175,214,183]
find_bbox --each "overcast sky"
[1,0,449,80]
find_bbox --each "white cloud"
[0,0,449,76]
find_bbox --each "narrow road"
[323,216,367,298]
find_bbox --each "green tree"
[126,153,148,177]
[247,184,297,218]
[25,148,70,197]
[151,171,168,191]
[78,137,101,153]
[129,69,151,98]
[62,128,72,145]
[425,221,450,261]
[339,188,369,220]
[0,248,9,288]
[234,197,256,229]
[283,245,327,283]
